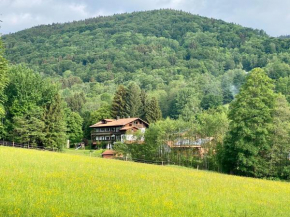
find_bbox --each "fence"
[0,140,201,169]
[0,140,60,152]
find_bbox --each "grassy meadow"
[0,146,290,217]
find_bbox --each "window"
[100,128,105,132]
[96,128,100,132]
[96,136,99,141]
[106,128,110,132]
[106,136,110,140]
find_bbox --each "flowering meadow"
[0,146,290,217]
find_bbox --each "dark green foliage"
[111,85,127,118]
[222,68,276,177]
[145,97,162,123]
[3,10,290,119]
[222,89,234,104]
[139,90,147,120]
[65,92,86,113]
[42,94,66,150]
[125,83,141,117]
[13,108,45,146]
[200,94,223,110]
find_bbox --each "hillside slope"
[0,146,290,217]
[2,9,290,81]
[3,10,290,120]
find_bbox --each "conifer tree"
[145,97,162,123]
[222,68,276,177]
[111,85,127,118]
[42,94,66,150]
[125,83,141,117]
[139,90,147,120]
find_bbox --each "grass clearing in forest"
[0,146,290,217]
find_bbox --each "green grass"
[1,146,290,217]
[62,148,104,158]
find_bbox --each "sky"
[0,0,289,36]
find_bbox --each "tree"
[269,94,290,178]
[170,88,199,119]
[65,92,86,112]
[200,94,222,110]
[125,83,141,117]
[66,110,83,143]
[42,94,66,150]
[13,108,45,147]
[145,97,162,123]
[222,89,234,104]
[111,85,127,118]
[139,90,147,120]
[0,38,8,116]
[222,68,276,177]
[90,104,112,124]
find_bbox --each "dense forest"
[1,9,290,179]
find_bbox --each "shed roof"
[102,150,115,155]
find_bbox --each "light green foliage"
[197,107,229,170]
[170,88,199,119]
[65,109,83,143]
[90,104,112,124]
[2,147,290,216]
[266,61,290,79]
[269,94,290,178]
[275,76,290,102]
[0,39,8,116]
[222,68,276,177]
[4,65,66,149]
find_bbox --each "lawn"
[0,146,290,217]
[62,148,104,158]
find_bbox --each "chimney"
[117,116,120,120]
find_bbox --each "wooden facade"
[90,118,149,149]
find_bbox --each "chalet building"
[90,118,149,149]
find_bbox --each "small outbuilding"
[102,150,115,159]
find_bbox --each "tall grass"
[0,146,290,216]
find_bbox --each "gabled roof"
[90,118,149,128]
[120,126,139,131]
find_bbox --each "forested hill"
[3,9,290,80]
[2,9,290,120]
